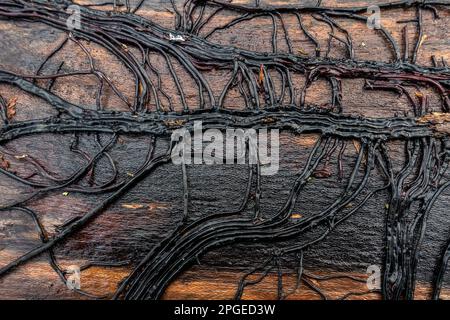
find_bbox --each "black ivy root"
[0,0,450,300]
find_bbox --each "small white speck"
[169,33,185,42]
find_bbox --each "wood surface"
[1,0,450,299]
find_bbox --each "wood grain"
[1,0,450,299]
